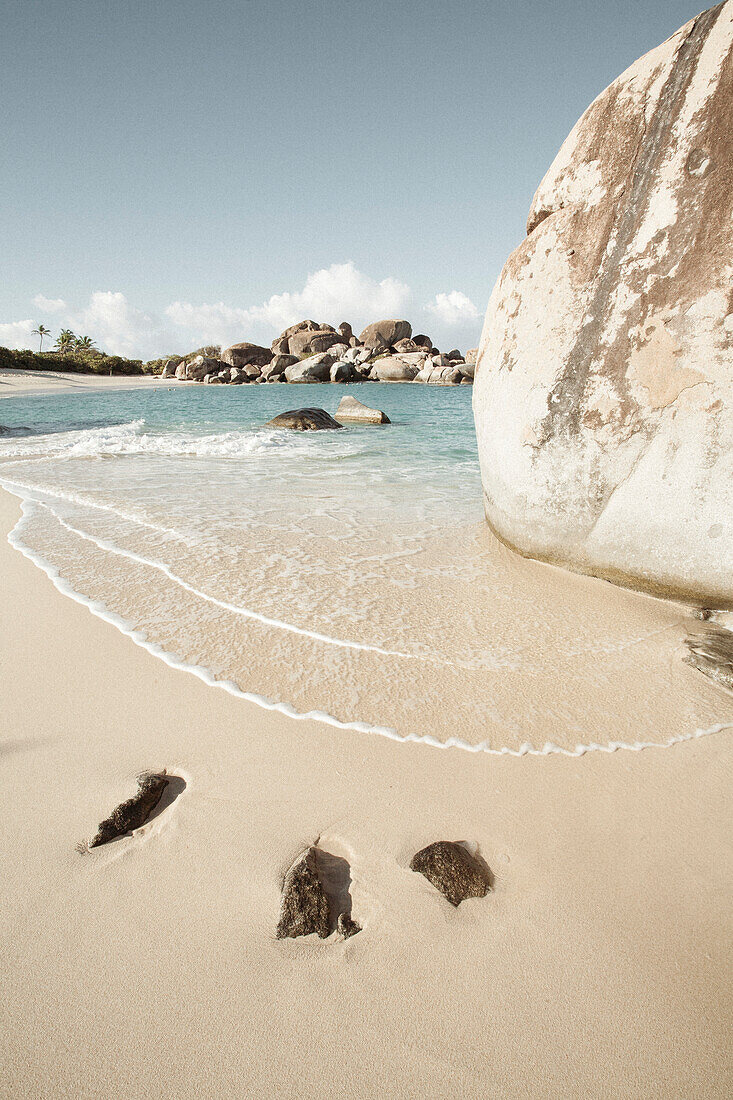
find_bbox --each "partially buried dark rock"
[337,912,362,938]
[410,841,492,907]
[90,773,169,848]
[267,408,343,431]
[276,845,361,939]
[276,847,332,939]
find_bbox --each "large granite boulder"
[370,356,419,382]
[473,2,733,606]
[284,352,335,383]
[288,329,343,357]
[359,319,412,350]
[336,395,391,424]
[221,342,272,368]
[271,320,320,355]
[465,347,478,365]
[267,408,343,431]
[187,355,224,382]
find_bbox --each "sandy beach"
[0,368,182,398]
[1,481,732,1098]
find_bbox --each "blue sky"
[1,0,700,358]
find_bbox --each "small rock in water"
[267,408,343,431]
[90,773,170,848]
[336,396,390,424]
[410,841,492,907]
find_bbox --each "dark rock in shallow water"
[90,773,170,848]
[410,841,492,907]
[267,408,343,431]
[276,845,361,939]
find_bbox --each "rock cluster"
[162,318,475,387]
[473,1,733,606]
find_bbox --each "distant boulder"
[221,342,272,368]
[276,848,331,938]
[336,395,390,424]
[370,356,419,382]
[284,352,335,383]
[465,347,478,365]
[412,334,433,351]
[289,329,344,357]
[267,408,343,431]
[359,319,412,350]
[393,338,422,354]
[338,321,353,341]
[330,361,355,383]
[266,354,298,375]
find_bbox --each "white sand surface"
[1,487,732,1098]
[0,368,180,397]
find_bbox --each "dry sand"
[1,484,732,1098]
[0,368,182,398]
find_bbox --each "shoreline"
[0,368,187,399]
[2,484,733,1097]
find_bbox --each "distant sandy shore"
[1,484,732,1097]
[0,367,182,398]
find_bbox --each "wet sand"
[1,487,732,1097]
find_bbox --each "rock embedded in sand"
[337,912,362,938]
[283,353,335,383]
[89,773,169,848]
[276,848,331,939]
[336,395,391,424]
[473,1,733,606]
[266,408,343,431]
[410,841,492,907]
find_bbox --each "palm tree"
[75,335,96,350]
[32,324,51,352]
[55,329,76,354]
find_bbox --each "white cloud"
[425,290,480,326]
[0,320,35,349]
[1,266,486,360]
[33,295,67,313]
[166,262,412,347]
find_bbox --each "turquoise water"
[0,382,490,739]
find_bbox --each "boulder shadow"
[315,848,355,934]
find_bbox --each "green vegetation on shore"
[0,346,145,375]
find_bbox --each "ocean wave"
[0,418,354,460]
